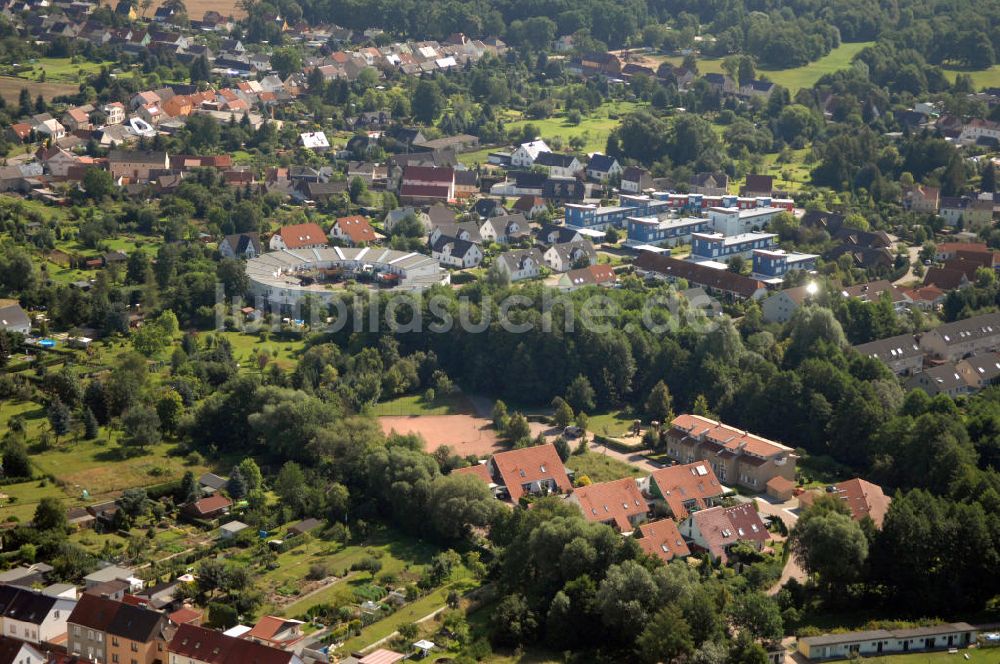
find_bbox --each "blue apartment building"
[690,232,777,262]
[625,216,710,247]
[751,249,818,281]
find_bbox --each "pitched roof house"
[853,333,923,376]
[330,215,377,246]
[634,252,767,301]
[645,461,724,519]
[919,311,1000,361]
[219,232,261,260]
[268,222,328,251]
[558,264,617,290]
[182,495,232,520]
[486,444,572,502]
[567,478,648,532]
[799,478,891,528]
[496,248,545,282]
[168,623,303,664]
[0,585,76,645]
[636,519,691,563]
[680,503,769,563]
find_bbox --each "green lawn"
[943,65,1000,90]
[586,409,637,438]
[5,57,114,84]
[761,42,874,91]
[566,450,644,483]
[659,41,874,92]
[215,330,309,371]
[860,649,995,664]
[505,101,642,154]
[371,393,476,417]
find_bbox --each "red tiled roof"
[670,414,792,459]
[490,443,572,502]
[634,252,765,300]
[68,594,121,631]
[637,519,691,562]
[169,623,295,664]
[690,504,768,563]
[723,503,769,543]
[275,222,327,249]
[570,477,647,531]
[334,215,377,244]
[452,464,493,484]
[168,607,202,625]
[801,478,891,528]
[649,462,723,519]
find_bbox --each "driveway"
[755,496,807,594]
[894,244,922,286]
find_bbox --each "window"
[113,655,120,663]
[112,638,120,647]
[131,642,139,652]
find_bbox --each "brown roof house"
[663,414,796,492]
[268,222,328,251]
[567,478,649,532]
[799,478,891,528]
[182,495,232,520]
[643,461,725,519]
[485,443,573,503]
[636,519,691,563]
[329,215,377,246]
[679,503,770,563]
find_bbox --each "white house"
[533,151,583,178]
[0,587,76,646]
[543,240,597,272]
[497,248,544,281]
[585,153,622,182]
[219,232,261,259]
[0,638,45,664]
[0,303,30,335]
[510,139,551,168]
[33,118,65,139]
[479,214,528,244]
[430,235,483,268]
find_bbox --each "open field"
[860,648,995,663]
[100,0,247,19]
[586,409,638,437]
[656,41,873,92]
[565,450,644,482]
[371,393,477,417]
[761,42,873,91]
[379,414,549,455]
[0,77,79,104]
[379,414,503,455]
[3,57,114,84]
[943,66,1000,90]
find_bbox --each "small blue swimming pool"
[39,339,56,348]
